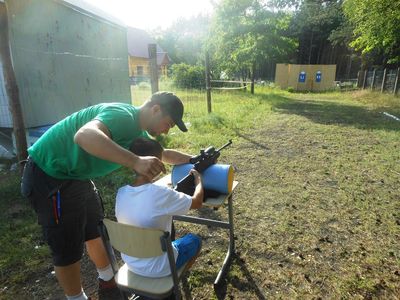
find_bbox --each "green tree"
[288,0,345,64]
[209,0,297,80]
[171,63,205,89]
[343,0,400,64]
[153,15,210,65]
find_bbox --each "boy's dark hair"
[129,137,163,159]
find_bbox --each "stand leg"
[214,195,235,286]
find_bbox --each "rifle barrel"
[217,139,232,152]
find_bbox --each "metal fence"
[358,68,399,94]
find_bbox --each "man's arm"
[189,169,203,209]
[162,149,192,165]
[74,120,165,178]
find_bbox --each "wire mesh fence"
[359,68,399,94]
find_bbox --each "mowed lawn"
[0,87,399,299]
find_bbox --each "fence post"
[370,69,376,90]
[394,67,400,95]
[205,51,212,113]
[148,44,158,94]
[0,3,27,166]
[362,70,367,89]
[251,62,255,94]
[380,68,387,93]
[356,71,361,88]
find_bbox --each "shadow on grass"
[214,254,266,300]
[233,129,271,152]
[261,94,400,132]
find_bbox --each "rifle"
[174,139,232,196]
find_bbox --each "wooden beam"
[251,62,255,94]
[394,67,399,95]
[148,44,158,94]
[205,51,211,113]
[362,70,367,89]
[370,69,376,90]
[0,2,27,165]
[380,68,387,93]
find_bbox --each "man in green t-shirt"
[21,91,192,300]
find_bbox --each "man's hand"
[134,156,166,180]
[190,169,202,186]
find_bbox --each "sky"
[84,0,214,30]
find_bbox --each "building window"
[137,66,143,76]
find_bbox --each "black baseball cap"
[150,91,187,132]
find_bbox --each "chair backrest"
[103,218,167,258]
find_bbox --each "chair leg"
[119,289,130,300]
[171,221,176,241]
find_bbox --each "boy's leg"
[173,233,202,270]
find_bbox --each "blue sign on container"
[316,71,322,83]
[299,71,306,83]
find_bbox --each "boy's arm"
[189,169,204,209]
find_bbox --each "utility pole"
[0,3,27,166]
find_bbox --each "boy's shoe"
[98,277,122,299]
[98,277,117,290]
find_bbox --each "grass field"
[0,86,399,299]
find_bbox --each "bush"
[137,81,150,90]
[171,63,205,89]
[287,86,295,93]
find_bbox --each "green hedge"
[171,63,205,89]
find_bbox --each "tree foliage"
[343,0,400,64]
[153,15,210,65]
[170,63,205,89]
[150,0,399,85]
[288,0,346,64]
[208,0,297,79]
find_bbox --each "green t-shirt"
[28,103,147,180]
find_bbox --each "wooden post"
[205,51,211,113]
[251,62,255,94]
[0,3,27,165]
[362,70,367,89]
[394,67,400,95]
[370,69,376,90]
[356,71,361,88]
[380,68,387,93]
[148,44,158,94]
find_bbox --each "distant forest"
[151,0,400,81]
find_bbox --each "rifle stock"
[175,173,195,195]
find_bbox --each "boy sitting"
[115,138,204,277]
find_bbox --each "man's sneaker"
[98,277,122,299]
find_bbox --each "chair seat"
[115,263,187,297]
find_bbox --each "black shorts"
[21,158,104,266]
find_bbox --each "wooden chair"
[98,218,191,300]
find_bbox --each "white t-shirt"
[115,183,192,277]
